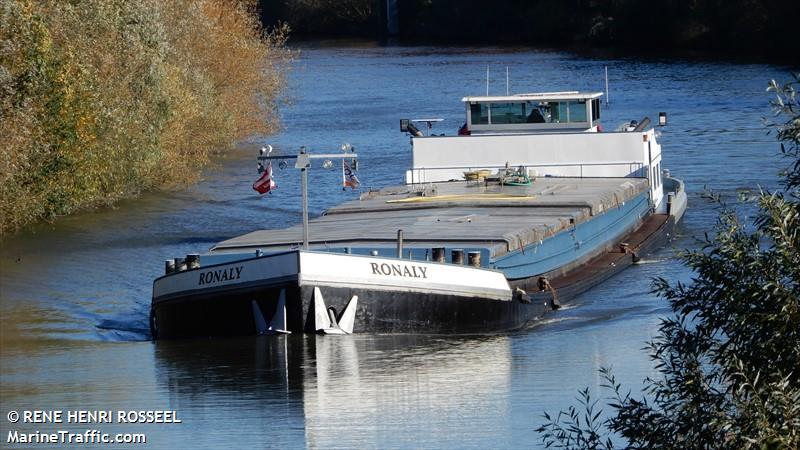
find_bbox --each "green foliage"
[537,75,800,449]
[0,0,290,234]
[539,382,614,450]
[768,76,800,191]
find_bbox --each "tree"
[0,0,289,234]
[537,74,800,449]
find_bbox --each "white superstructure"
[403,91,666,213]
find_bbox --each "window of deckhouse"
[568,100,587,122]
[489,102,527,124]
[470,103,489,124]
[591,99,601,121]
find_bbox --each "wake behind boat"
[150,90,687,339]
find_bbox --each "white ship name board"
[299,252,512,301]
[153,251,512,302]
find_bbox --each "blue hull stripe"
[492,192,650,279]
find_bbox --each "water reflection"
[156,336,304,398]
[306,335,513,448]
[153,336,305,447]
[154,334,513,448]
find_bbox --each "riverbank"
[0,0,290,235]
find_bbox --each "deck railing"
[405,161,646,184]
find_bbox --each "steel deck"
[212,177,649,258]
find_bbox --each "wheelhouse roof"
[462,91,604,103]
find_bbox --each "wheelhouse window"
[469,98,594,126]
[470,103,489,124]
[551,102,566,123]
[591,98,601,121]
[568,100,587,122]
[488,102,527,124]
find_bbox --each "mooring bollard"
[174,257,187,272]
[451,249,464,265]
[186,254,200,269]
[165,259,176,275]
[432,247,446,263]
[467,251,481,267]
[667,192,675,215]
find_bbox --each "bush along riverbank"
[0,0,290,234]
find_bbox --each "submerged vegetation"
[0,0,290,234]
[537,75,800,449]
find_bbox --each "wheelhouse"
[463,91,603,134]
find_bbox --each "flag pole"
[300,147,309,249]
[258,147,358,252]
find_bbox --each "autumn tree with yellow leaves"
[0,0,290,233]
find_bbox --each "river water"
[0,43,792,448]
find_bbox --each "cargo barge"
[150,91,687,339]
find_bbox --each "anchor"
[313,287,358,335]
[251,288,291,335]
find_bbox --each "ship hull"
[150,192,683,340]
[151,250,538,339]
[151,284,551,339]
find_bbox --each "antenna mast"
[506,66,509,95]
[486,66,489,96]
